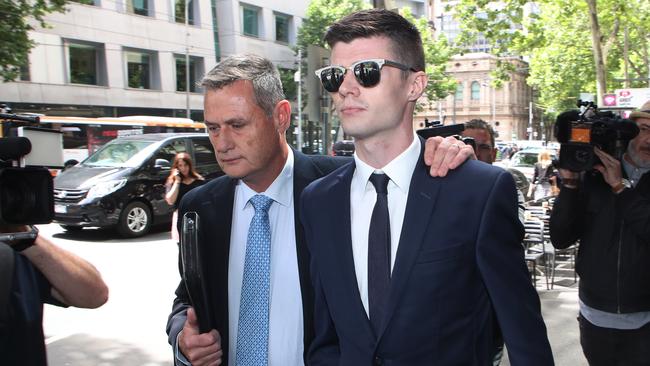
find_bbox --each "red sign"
[603,94,617,106]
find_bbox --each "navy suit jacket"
[301,140,554,365]
[166,150,346,364]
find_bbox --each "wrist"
[612,179,631,194]
[562,178,579,189]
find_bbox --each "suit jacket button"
[373,356,384,365]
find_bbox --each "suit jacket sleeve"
[476,171,554,365]
[166,196,192,362]
[300,183,341,365]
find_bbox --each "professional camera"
[416,119,477,151]
[0,113,60,225]
[553,101,639,172]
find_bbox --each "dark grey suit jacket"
[165,149,347,364]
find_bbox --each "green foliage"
[400,8,456,102]
[296,0,369,52]
[278,68,297,100]
[0,0,68,81]
[452,0,650,116]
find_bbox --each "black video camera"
[416,120,477,151]
[0,113,58,225]
[553,100,639,172]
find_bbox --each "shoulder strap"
[0,243,15,327]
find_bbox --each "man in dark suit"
[165,54,474,366]
[302,9,553,365]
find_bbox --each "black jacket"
[550,169,650,313]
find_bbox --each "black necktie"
[368,173,391,335]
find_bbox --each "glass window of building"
[242,4,259,37]
[68,43,99,85]
[126,51,151,89]
[175,0,194,25]
[471,81,480,100]
[19,62,30,81]
[455,82,463,101]
[275,13,290,43]
[127,0,148,16]
[175,55,204,92]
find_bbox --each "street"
[39,223,586,365]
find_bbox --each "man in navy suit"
[165,54,474,366]
[302,9,553,365]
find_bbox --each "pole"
[491,84,496,123]
[296,49,303,152]
[529,101,533,141]
[184,0,190,119]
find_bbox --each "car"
[332,140,355,156]
[52,133,222,238]
[505,147,558,182]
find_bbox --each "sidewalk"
[502,277,587,365]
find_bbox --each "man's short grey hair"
[200,54,285,117]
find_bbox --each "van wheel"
[61,225,83,232]
[117,201,151,238]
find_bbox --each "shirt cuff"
[175,331,191,366]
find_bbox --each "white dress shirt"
[228,148,303,366]
[350,134,420,317]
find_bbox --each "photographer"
[0,226,109,365]
[549,100,650,365]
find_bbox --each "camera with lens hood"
[0,113,62,225]
[553,100,639,172]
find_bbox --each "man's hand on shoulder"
[179,307,223,366]
[424,136,475,177]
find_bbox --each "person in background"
[529,150,557,201]
[0,226,109,365]
[165,152,205,242]
[550,101,650,365]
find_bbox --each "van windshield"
[83,140,158,167]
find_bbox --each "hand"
[178,308,222,366]
[423,136,476,177]
[173,169,182,182]
[593,147,623,188]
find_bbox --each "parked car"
[332,140,355,156]
[504,147,558,182]
[53,133,222,238]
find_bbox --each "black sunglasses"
[314,59,417,93]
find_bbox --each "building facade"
[0,0,308,120]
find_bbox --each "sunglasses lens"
[320,67,345,92]
[354,61,381,87]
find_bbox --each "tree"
[0,0,68,81]
[452,0,650,114]
[297,0,369,52]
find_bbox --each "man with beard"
[550,100,650,365]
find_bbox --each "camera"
[0,113,61,225]
[553,100,639,172]
[416,119,477,151]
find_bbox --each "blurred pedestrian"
[529,150,557,200]
[0,225,108,365]
[165,152,205,242]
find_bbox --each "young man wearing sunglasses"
[302,9,553,365]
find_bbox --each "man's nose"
[337,70,360,96]
[214,128,234,153]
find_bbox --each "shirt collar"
[352,133,421,193]
[238,147,294,209]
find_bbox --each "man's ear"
[407,71,428,102]
[273,100,292,133]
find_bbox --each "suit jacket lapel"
[331,162,377,338]
[200,177,236,361]
[378,139,441,340]
[292,150,327,352]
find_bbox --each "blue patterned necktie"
[235,194,274,366]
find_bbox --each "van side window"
[153,139,187,164]
[192,138,216,165]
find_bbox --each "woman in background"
[165,152,204,242]
[529,150,557,200]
